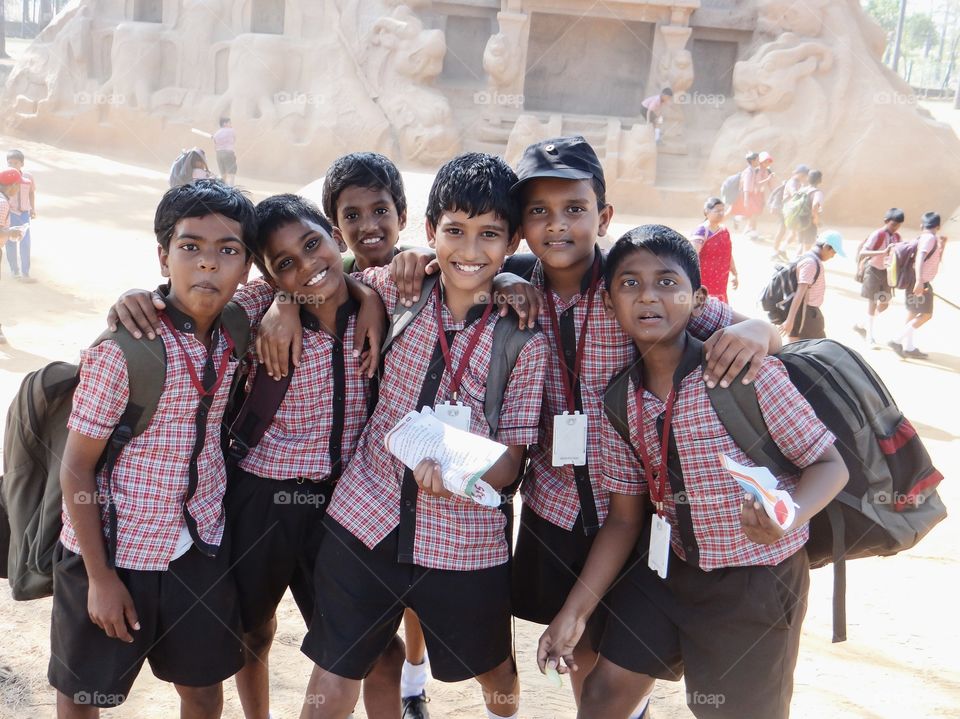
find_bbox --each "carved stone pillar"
[647,21,693,154]
[481,11,531,118]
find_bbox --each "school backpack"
[604,339,947,643]
[886,238,919,290]
[782,188,814,230]
[767,181,787,212]
[0,304,250,600]
[720,172,741,207]
[380,273,539,435]
[168,148,208,188]
[759,252,821,325]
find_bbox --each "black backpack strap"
[703,363,798,476]
[603,365,637,449]
[226,366,293,468]
[220,301,251,361]
[826,502,847,642]
[501,253,540,282]
[483,317,539,435]
[381,274,440,356]
[92,326,167,567]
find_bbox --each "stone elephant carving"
[219,34,304,122]
[99,22,167,110]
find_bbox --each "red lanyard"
[433,281,494,401]
[159,314,235,398]
[633,381,677,516]
[544,256,601,413]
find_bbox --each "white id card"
[434,401,472,432]
[552,412,588,466]
[648,514,671,579]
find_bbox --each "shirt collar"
[632,332,705,393]
[157,284,223,337]
[298,296,360,338]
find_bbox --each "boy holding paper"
[300,153,548,719]
[537,225,847,719]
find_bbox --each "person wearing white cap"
[779,230,846,342]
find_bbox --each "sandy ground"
[1,113,959,717]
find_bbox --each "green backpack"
[0,304,249,600]
[783,188,814,230]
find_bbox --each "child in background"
[855,208,903,346]
[690,197,737,303]
[640,87,673,145]
[780,230,846,342]
[889,211,947,360]
[538,224,846,719]
[771,164,809,260]
[212,118,238,186]
[6,150,36,281]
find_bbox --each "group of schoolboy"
[51,135,848,719]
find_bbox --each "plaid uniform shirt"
[509,249,734,531]
[327,266,547,570]
[61,304,241,571]
[917,231,942,284]
[232,279,369,481]
[797,254,826,307]
[601,344,835,569]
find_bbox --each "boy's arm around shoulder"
[693,297,782,389]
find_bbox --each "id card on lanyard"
[432,281,494,434]
[546,256,600,467]
[633,380,677,579]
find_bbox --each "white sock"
[401,655,429,698]
[629,686,654,718]
[902,325,916,351]
[485,709,518,719]
[654,128,662,143]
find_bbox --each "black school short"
[302,516,512,683]
[48,542,243,707]
[595,541,809,719]
[512,505,596,624]
[226,468,334,631]
[216,150,237,175]
[789,305,825,339]
[860,265,893,303]
[906,282,934,315]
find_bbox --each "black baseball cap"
[511,135,605,194]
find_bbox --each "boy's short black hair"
[7,149,24,163]
[154,179,257,256]
[921,211,941,229]
[322,152,407,221]
[605,224,701,291]
[704,196,724,213]
[661,87,674,97]
[426,152,520,236]
[219,117,230,127]
[885,208,905,223]
[808,169,823,186]
[745,151,759,162]
[253,194,334,276]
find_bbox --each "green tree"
[866,0,902,33]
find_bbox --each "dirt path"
[0,132,958,718]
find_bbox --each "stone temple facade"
[4,0,959,220]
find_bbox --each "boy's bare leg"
[301,667,361,719]
[56,691,99,719]
[235,616,277,719]
[174,682,224,719]
[578,658,655,719]
[476,656,519,718]
[569,636,600,705]
[362,635,404,719]
[403,609,427,670]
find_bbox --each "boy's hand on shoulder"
[703,319,772,388]
[87,571,140,643]
[108,289,166,340]
[740,494,786,545]
[348,275,386,378]
[492,272,543,330]
[255,297,301,378]
[413,458,453,499]
[390,248,438,307]
[537,609,584,676]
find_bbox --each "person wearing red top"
[537,225,846,719]
[854,208,903,346]
[890,211,947,360]
[50,181,257,719]
[690,197,738,303]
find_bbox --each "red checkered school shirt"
[600,349,835,569]
[61,308,241,571]
[514,250,734,531]
[326,266,548,571]
[232,279,370,481]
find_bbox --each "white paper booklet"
[720,453,798,530]
[385,408,506,508]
